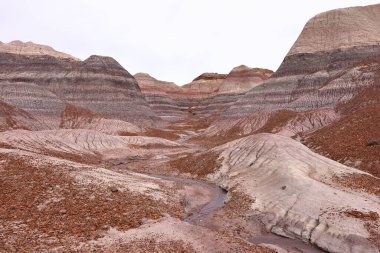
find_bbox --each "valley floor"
[1,114,379,253]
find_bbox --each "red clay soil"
[337,86,380,114]
[60,104,100,128]
[191,110,299,149]
[0,142,102,165]
[110,238,196,253]
[343,210,379,221]
[306,104,380,177]
[343,209,380,249]
[223,190,256,218]
[189,122,246,149]
[169,151,223,177]
[116,237,275,253]
[255,110,297,134]
[0,154,183,252]
[332,173,380,196]
[332,175,380,247]
[0,100,34,131]
[144,128,181,141]
[169,113,216,132]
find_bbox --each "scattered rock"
[366,140,379,146]
[281,186,287,190]
[109,186,119,193]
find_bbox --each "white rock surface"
[208,133,380,253]
[288,4,380,55]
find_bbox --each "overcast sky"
[1,0,379,84]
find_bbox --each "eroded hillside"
[1,4,380,253]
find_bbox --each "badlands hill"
[134,66,272,122]
[0,40,79,60]
[0,41,157,129]
[1,4,380,253]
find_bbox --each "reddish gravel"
[169,151,223,177]
[144,128,181,141]
[332,173,380,196]
[343,209,380,249]
[60,104,100,128]
[255,110,297,134]
[111,238,196,253]
[306,104,380,177]
[0,154,183,252]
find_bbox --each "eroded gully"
[145,172,326,253]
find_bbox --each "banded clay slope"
[204,134,380,253]
[0,41,157,128]
[135,67,272,122]
[60,104,142,135]
[204,4,380,145]
[0,40,79,61]
[176,69,272,118]
[180,73,228,98]
[288,4,380,55]
[0,99,47,131]
[218,65,273,94]
[134,73,186,121]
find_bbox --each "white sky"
[1,0,379,85]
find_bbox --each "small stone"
[109,186,119,193]
[281,185,287,190]
[59,209,67,215]
[366,140,379,146]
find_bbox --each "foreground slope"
[207,134,380,253]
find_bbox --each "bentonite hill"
[1,4,379,253]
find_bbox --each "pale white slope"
[0,129,179,159]
[208,133,380,253]
[289,4,380,55]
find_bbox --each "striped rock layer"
[0,41,157,129]
[224,4,380,118]
[135,67,272,121]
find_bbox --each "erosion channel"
[145,172,326,253]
